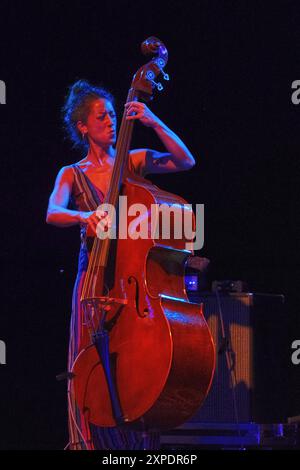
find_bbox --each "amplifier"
[187,292,287,424]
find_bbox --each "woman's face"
[81,98,117,148]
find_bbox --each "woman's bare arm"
[46,166,84,226]
[46,166,109,235]
[126,101,195,175]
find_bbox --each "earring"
[82,132,86,140]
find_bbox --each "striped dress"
[67,163,160,450]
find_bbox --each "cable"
[67,348,91,450]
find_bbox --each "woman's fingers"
[125,102,156,128]
[96,209,107,219]
[126,112,142,120]
[125,101,145,118]
[85,211,112,236]
[94,212,112,232]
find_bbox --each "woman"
[46,80,195,450]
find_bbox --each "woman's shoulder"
[54,164,76,185]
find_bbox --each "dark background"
[0,0,299,449]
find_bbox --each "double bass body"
[73,173,215,431]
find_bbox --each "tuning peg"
[146,70,155,80]
[153,81,163,91]
[150,80,163,91]
[154,57,166,69]
[161,69,169,81]
[146,71,163,91]
[152,58,169,81]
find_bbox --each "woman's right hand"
[79,210,112,237]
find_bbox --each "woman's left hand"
[125,101,160,128]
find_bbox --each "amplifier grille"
[188,293,286,423]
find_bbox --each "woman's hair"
[62,79,115,150]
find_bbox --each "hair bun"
[70,80,90,96]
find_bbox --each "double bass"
[72,37,215,431]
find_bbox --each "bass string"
[82,93,137,300]
[88,88,137,276]
[81,111,128,298]
[90,108,132,270]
